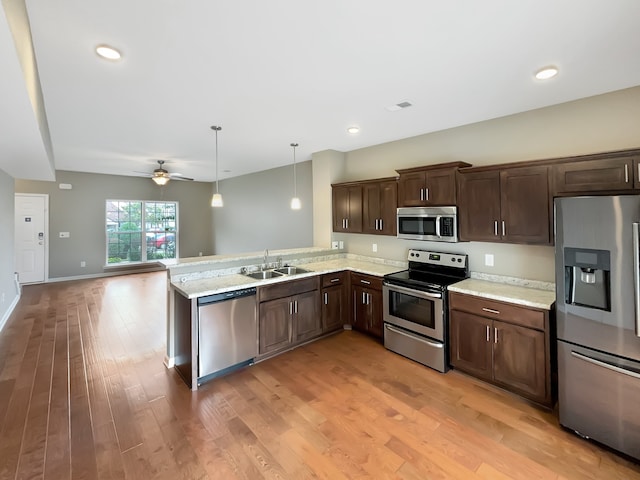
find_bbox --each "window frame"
[105,199,179,265]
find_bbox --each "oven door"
[383,283,444,341]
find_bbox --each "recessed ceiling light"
[96,45,122,61]
[535,66,558,80]
[347,126,360,134]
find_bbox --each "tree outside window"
[106,200,178,264]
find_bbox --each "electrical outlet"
[372,243,378,253]
[331,241,339,249]
[484,254,494,267]
[80,261,86,268]
[198,252,203,256]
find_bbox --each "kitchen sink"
[244,270,285,280]
[273,266,310,275]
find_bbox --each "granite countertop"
[172,257,405,299]
[448,277,556,310]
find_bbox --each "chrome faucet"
[263,249,269,270]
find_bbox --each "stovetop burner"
[384,249,469,292]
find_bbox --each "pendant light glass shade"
[210,125,223,208]
[290,142,301,210]
[211,193,223,207]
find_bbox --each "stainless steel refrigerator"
[555,195,640,461]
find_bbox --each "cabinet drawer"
[449,292,546,331]
[351,272,383,291]
[321,271,347,288]
[259,276,319,302]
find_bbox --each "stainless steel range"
[383,249,468,373]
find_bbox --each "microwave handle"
[435,216,441,237]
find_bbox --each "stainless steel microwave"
[396,206,459,242]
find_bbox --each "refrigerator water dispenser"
[564,247,611,311]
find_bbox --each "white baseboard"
[46,265,165,283]
[0,293,20,334]
[163,355,175,369]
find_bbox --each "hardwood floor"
[0,272,638,479]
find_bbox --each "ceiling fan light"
[211,193,224,207]
[152,175,170,186]
[290,197,301,210]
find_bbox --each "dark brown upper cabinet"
[332,183,363,233]
[552,155,638,194]
[458,165,551,245]
[396,162,471,207]
[362,178,398,236]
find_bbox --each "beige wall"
[313,86,640,282]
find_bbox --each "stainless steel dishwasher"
[197,287,257,383]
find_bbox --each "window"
[106,200,178,265]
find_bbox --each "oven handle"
[385,324,443,349]
[383,282,442,300]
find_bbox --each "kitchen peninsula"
[163,247,406,390]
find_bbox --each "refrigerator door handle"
[571,350,640,380]
[634,223,640,337]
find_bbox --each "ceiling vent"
[386,101,413,112]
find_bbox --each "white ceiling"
[3,0,640,182]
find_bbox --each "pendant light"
[290,142,301,210]
[210,125,223,207]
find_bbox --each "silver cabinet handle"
[375,219,379,230]
[494,221,498,236]
[330,278,340,283]
[346,218,349,229]
[420,188,424,201]
[501,220,506,237]
[324,292,328,305]
[482,307,500,315]
[486,325,490,342]
[379,219,383,231]
[425,188,429,201]
[571,351,640,380]
[362,292,366,304]
[294,300,298,314]
[633,223,640,337]
[625,164,629,183]
[360,279,371,285]
[494,327,498,344]
[289,301,293,315]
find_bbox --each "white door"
[15,194,48,284]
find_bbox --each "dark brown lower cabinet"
[449,292,553,407]
[321,271,348,333]
[258,277,320,356]
[351,272,383,339]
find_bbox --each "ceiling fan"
[137,160,194,185]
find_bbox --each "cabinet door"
[634,158,640,190]
[553,156,634,193]
[378,180,398,235]
[294,290,322,343]
[259,297,292,354]
[492,320,547,401]
[397,172,426,207]
[332,186,350,232]
[425,168,458,205]
[362,183,382,234]
[458,170,501,242]
[367,288,383,338]
[322,285,346,332]
[500,166,551,245]
[449,310,493,381]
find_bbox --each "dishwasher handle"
[197,287,257,306]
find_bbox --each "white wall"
[313,86,640,282]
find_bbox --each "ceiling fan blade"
[170,175,194,181]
